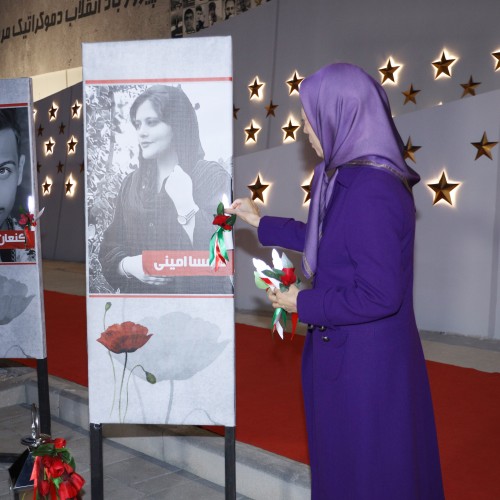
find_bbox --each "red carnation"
[281,267,297,287]
[58,471,85,500]
[53,437,66,449]
[97,321,153,354]
[42,456,65,479]
[213,214,233,231]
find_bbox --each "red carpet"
[16,291,500,499]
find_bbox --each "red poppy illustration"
[97,321,152,353]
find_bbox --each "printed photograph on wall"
[0,79,46,359]
[86,82,233,295]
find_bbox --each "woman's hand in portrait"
[225,198,261,228]
[266,285,299,314]
[164,165,196,214]
[120,255,172,285]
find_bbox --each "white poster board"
[83,37,235,425]
[0,78,46,359]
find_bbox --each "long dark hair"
[127,85,205,206]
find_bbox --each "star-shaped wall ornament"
[492,51,500,71]
[282,119,300,141]
[42,179,52,194]
[48,104,58,120]
[402,84,420,105]
[301,180,312,203]
[37,124,44,137]
[59,122,66,134]
[233,105,240,119]
[67,136,78,153]
[403,137,421,163]
[471,132,498,160]
[71,100,81,118]
[286,71,304,95]
[427,172,459,205]
[379,59,400,84]
[432,52,456,78]
[56,161,64,173]
[248,77,264,99]
[265,100,278,117]
[244,121,261,143]
[65,178,74,194]
[460,76,481,97]
[45,137,55,154]
[248,174,269,202]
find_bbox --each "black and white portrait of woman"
[86,84,233,295]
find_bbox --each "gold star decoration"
[265,100,278,117]
[244,121,261,143]
[56,161,64,173]
[402,84,420,105]
[471,132,498,160]
[432,52,456,79]
[37,124,44,137]
[301,180,312,203]
[42,180,52,194]
[59,122,66,134]
[492,51,500,71]
[403,137,421,163]
[286,72,304,95]
[379,59,400,84]
[65,178,74,194]
[248,175,269,202]
[460,76,481,97]
[45,137,55,154]
[36,163,42,173]
[48,104,58,120]
[282,119,300,141]
[71,100,81,118]
[67,136,78,153]
[427,172,459,206]
[248,78,264,99]
[233,106,240,119]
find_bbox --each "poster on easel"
[0,78,46,359]
[83,37,235,425]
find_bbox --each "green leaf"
[262,270,280,280]
[279,283,288,293]
[32,443,55,456]
[226,214,237,226]
[217,202,224,215]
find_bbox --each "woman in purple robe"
[227,63,444,499]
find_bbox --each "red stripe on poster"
[0,103,28,108]
[85,77,232,84]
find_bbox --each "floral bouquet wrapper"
[253,249,300,339]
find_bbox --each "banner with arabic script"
[0,78,46,359]
[84,37,235,425]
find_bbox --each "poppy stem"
[108,350,117,417]
[118,352,128,422]
[165,379,174,424]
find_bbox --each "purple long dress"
[258,64,444,499]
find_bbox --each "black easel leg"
[225,426,236,500]
[36,358,51,435]
[90,423,104,499]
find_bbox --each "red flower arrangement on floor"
[30,438,85,500]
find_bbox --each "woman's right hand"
[225,198,261,228]
[120,255,172,285]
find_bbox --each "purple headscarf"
[299,63,420,279]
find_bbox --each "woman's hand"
[120,255,172,285]
[266,284,299,314]
[225,198,261,228]
[164,165,196,214]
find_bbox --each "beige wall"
[0,0,170,79]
